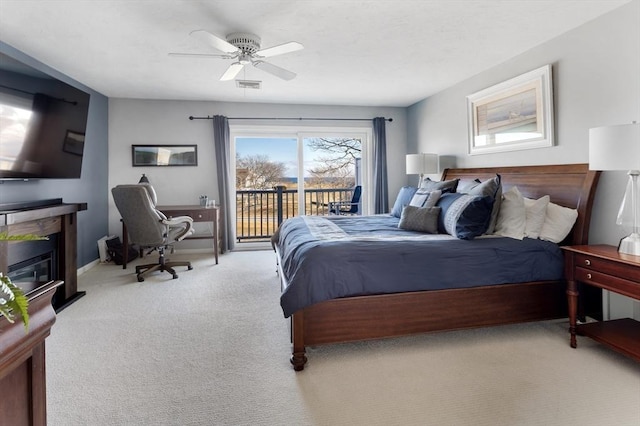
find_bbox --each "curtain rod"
[188,115,392,122]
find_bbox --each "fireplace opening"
[6,234,59,306]
[8,253,54,283]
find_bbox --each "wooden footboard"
[277,163,600,371]
[288,280,566,371]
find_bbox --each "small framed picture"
[467,65,554,155]
[132,144,198,167]
[63,130,85,156]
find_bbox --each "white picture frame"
[467,64,554,155]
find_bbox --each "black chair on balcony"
[328,185,362,215]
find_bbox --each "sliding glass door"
[230,126,371,244]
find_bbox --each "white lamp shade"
[589,123,640,171]
[406,153,439,175]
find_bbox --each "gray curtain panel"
[373,117,389,214]
[213,115,231,252]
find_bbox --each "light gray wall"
[407,1,640,319]
[108,99,406,247]
[0,41,110,268]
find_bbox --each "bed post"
[291,311,307,371]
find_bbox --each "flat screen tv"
[0,52,90,180]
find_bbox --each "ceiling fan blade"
[168,52,234,59]
[220,62,244,81]
[253,61,296,81]
[255,41,304,58]
[190,30,239,54]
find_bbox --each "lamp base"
[618,232,640,256]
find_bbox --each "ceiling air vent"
[236,80,261,89]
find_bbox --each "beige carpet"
[46,250,640,426]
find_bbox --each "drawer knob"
[584,259,591,266]
[587,273,592,279]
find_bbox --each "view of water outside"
[235,136,362,241]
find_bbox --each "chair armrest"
[162,215,193,226]
[161,216,194,241]
[329,201,357,208]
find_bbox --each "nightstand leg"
[567,279,578,348]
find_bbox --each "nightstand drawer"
[575,253,640,282]
[575,267,640,299]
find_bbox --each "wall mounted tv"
[0,52,90,180]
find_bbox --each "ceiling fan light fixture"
[238,53,252,65]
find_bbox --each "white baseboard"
[78,258,100,276]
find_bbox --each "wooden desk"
[562,245,640,362]
[122,205,219,269]
[157,205,219,265]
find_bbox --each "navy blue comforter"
[273,214,564,317]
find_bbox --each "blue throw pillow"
[457,174,502,234]
[436,193,494,240]
[391,186,418,217]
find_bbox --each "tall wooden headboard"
[441,163,601,246]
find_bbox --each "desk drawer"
[576,267,640,299]
[165,209,215,222]
[575,253,640,282]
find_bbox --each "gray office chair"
[112,184,194,282]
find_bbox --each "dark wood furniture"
[0,201,87,311]
[121,204,220,269]
[275,163,601,370]
[562,244,640,362]
[0,280,63,426]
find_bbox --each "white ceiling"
[0,0,631,107]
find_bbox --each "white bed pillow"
[539,202,578,243]
[493,186,526,240]
[524,195,550,239]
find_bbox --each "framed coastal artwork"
[467,64,554,155]
[132,144,198,166]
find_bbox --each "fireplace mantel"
[0,200,87,311]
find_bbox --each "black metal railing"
[236,186,357,241]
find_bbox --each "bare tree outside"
[236,154,286,189]
[306,137,361,188]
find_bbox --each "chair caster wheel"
[137,276,144,282]
[172,274,178,279]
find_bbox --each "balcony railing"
[236,186,358,242]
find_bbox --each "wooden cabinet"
[0,201,87,311]
[562,245,640,362]
[0,280,62,426]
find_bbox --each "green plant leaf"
[0,232,49,241]
[0,232,46,333]
[0,273,29,331]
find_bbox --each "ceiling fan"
[169,30,303,81]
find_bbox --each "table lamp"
[589,122,640,255]
[406,153,439,186]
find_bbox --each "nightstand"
[562,245,640,362]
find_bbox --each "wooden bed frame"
[276,163,601,371]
